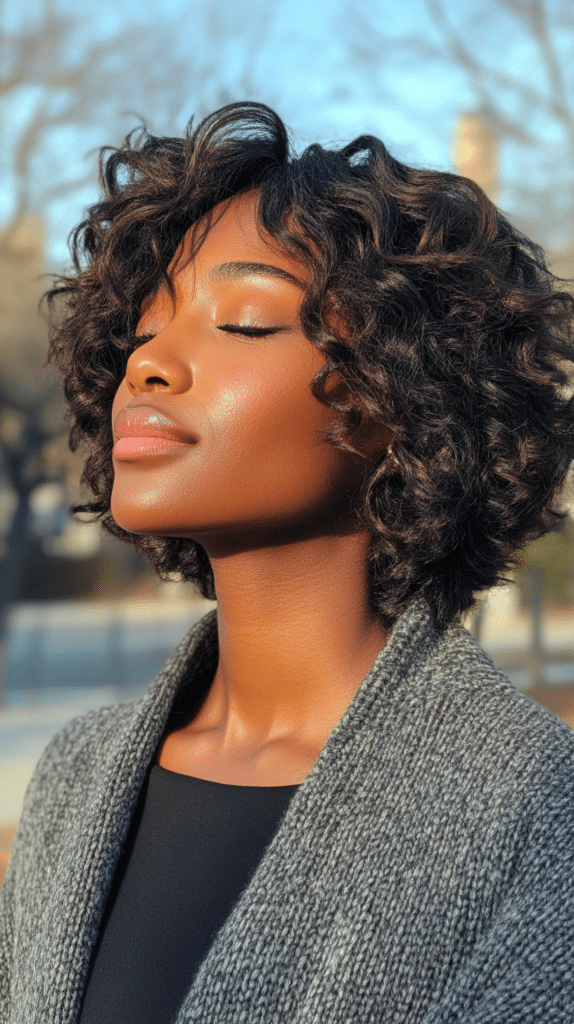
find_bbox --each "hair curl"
[46,101,574,629]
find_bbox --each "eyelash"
[131,326,281,347]
[218,324,281,337]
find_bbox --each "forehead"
[137,192,311,328]
[169,191,311,287]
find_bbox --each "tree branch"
[424,0,574,153]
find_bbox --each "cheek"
[216,376,350,518]
[210,366,332,467]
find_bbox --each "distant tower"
[453,110,499,204]
[0,214,47,406]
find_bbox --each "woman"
[2,101,574,1023]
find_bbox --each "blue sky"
[1,0,571,261]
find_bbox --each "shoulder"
[422,622,574,800]
[27,698,136,775]
[366,612,574,889]
[377,602,574,825]
[432,621,573,735]
[13,700,141,856]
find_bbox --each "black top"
[78,764,299,1024]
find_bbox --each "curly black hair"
[46,101,574,629]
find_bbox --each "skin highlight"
[111,192,389,786]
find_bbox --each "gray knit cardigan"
[1,599,574,1023]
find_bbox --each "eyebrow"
[211,261,305,289]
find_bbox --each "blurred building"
[454,109,574,285]
[0,215,45,354]
[453,110,499,204]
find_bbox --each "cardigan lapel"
[30,610,219,1024]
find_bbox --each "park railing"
[470,569,574,690]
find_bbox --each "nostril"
[147,377,169,385]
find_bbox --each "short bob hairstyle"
[47,101,574,629]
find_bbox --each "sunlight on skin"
[110,192,390,786]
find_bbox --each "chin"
[110,500,156,536]
[110,507,194,540]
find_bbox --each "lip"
[112,403,196,459]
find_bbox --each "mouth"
[113,436,193,458]
[112,403,197,459]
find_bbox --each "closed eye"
[217,324,284,337]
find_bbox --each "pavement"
[1,586,574,883]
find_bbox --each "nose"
[124,331,193,396]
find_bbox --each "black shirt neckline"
[154,762,301,790]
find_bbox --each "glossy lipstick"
[113,405,195,459]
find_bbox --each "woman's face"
[110,192,375,550]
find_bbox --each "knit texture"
[1,599,574,1023]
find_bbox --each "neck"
[196,527,388,750]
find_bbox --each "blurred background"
[1,0,574,875]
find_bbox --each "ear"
[323,371,392,464]
[353,414,392,464]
